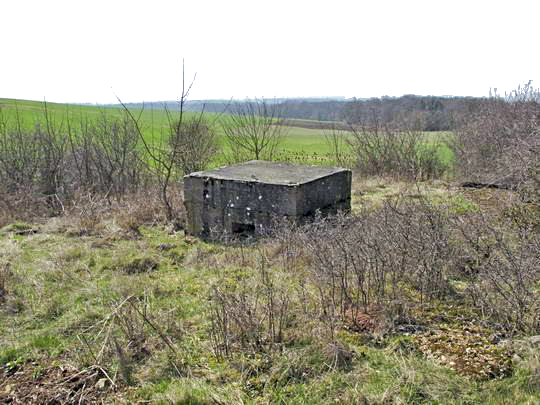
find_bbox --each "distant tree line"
[134,95,484,131]
[341,95,483,131]
[113,91,540,132]
[278,95,483,131]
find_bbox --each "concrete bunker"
[184,160,352,238]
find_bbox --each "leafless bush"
[453,82,540,190]
[66,192,117,236]
[292,199,539,335]
[1,76,211,225]
[0,111,68,216]
[348,121,446,180]
[119,67,214,224]
[298,201,453,334]
[35,104,69,211]
[208,191,539,352]
[169,115,219,175]
[0,121,42,192]
[455,214,540,334]
[257,249,291,345]
[220,202,455,342]
[0,185,53,220]
[115,185,184,231]
[324,126,353,167]
[0,107,151,219]
[221,98,287,162]
[66,113,146,200]
[265,217,306,274]
[0,102,201,227]
[209,284,263,359]
[209,248,293,358]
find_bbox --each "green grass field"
[0,98,454,169]
[0,98,198,138]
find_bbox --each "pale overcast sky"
[2,0,539,103]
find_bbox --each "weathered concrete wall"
[184,176,298,236]
[297,170,351,217]
[184,161,351,238]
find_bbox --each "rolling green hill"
[0,98,343,166]
[0,98,452,168]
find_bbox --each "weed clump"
[114,257,159,275]
[0,261,23,314]
[0,263,7,305]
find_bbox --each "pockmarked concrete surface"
[184,160,351,238]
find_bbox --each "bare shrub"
[169,115,219,174]
[34,104,70,212]
[207,198,474,350]
[265,195,539,337]
[293,200,454,337]
[324,125,353,167]
[453,81,540,190]
[0,106,151,220]
[210,183,540,357]
[0,99,201,227]
[0,67,214,226]
[221,98,287,162]
[264,217,307,274]
[209,248,293,358]
[209,284,263,359]
[451,82,540,333]
[0,185,53,220]
[455,214,540,334]
[119,66,213,224]
[348,121,446,180]
[0,116,41,193]
[67,113,145,199]
[291,195,538,335]
[66,192,116,236]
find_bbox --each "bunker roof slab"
[187,160,348,186]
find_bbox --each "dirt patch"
[0,361,115,404]
[414,326,513,380]
[278,119,350,131]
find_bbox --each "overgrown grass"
[1,179,538,403]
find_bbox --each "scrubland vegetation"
[0,85,538,404]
